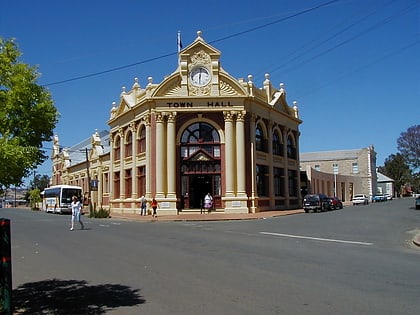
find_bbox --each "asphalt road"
[5,197,420,314]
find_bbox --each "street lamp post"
[333,163,338,197]
[85,148,92,213]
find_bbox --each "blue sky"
[1,0,419,182]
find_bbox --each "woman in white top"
[70,196,84,231]
[204,193,213,212]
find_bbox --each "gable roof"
[377,172,394,182]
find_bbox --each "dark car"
[303,194,329,213]
[415,196,420,210]
[372,194,387,202]
[325,197,343,210]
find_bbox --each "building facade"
[300,146,377,201]
[51,31,302,215]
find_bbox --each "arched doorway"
[180,122,221,210]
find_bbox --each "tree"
[397,125,420,171]
[29,174,50,192]
[0,37,59,187]
[28,188,42,210]
[377,153,411,197]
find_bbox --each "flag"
[177,31,183,53]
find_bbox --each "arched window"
[125,131,132,158]
[287,135,296,159]
[272,130,283,156]
[180,122,220,158]
[114,136,121,161]
[255,124,265,152]
[138,126,146,154]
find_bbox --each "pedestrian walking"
[140,195,147,215]
[70,196,84,230]
[204,193,213,213]
[151,198,159,218]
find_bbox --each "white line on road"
[260,232,373,246]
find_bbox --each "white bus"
[42,185,83,214]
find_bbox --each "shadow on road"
[13,278,145,314]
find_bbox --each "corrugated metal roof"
[377,172,394,182]
[300,149,360,162]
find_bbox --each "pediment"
[270,90,294,116]
[115,98,132,115]
[185,149,214,162]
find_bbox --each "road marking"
[260,232,373,246]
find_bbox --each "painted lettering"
[167,102,193,108]
[207,101,232,107]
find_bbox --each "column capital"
[236,110,246,121]
[156,112,165,123]
[223,111,234,122]
[167,111,177,122]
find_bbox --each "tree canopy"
[0,37,59,187]
[377,153,411,196]
[397,124,420,171]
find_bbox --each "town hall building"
[51,31,302,215]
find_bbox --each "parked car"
[352,194,369,205]
[372,194,387,202]
[325,196,343,210]
[303,194,329,213]
[384,193,393,200]
[415,196,420,210]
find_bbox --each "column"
[155,113,165,198]
[224,111,235,196]
[235,111,246,196]
[283,128,289,206]
[145,115,152,199]
[131,123,137,200]
[249,113,257,213]
[119,129,125,200]
[267,121,274,207]
[167,112,177,198]
[295,130,302,205]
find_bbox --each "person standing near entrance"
[150,198,159,218]
[204,193,213,213]
[70,196,84,231]
[140,196,147,215]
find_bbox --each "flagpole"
[177,30,182,53]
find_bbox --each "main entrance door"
[189,175,212,208]
[179,122,221,210]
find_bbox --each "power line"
[275,0,419,77]
[43,0,342,87]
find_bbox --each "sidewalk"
[110,209,305,222]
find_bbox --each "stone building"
[51,31,302,215]
[300,146,377,201]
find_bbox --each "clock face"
[190,67,211,86]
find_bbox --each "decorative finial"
[132,77,140,89]
[197,30,202,38]
[292,101,299,118]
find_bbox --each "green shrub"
[89,208,110,218]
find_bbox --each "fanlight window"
[180,122,220,158]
